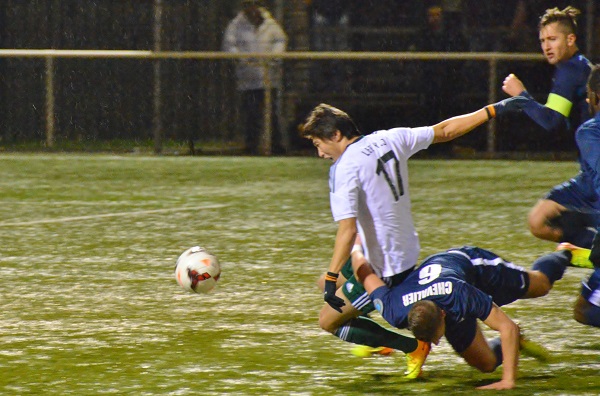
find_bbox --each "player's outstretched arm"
[432,108,489,143]
[432,97,528,144]
[478,305,520,390]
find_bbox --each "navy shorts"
[546,177,600,215]
[445,260,529,353]
[581,269,600,307]
[445,317,478,353]
[472,264,530,307]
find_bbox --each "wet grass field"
[1,154,599,395]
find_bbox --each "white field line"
[0,204,227,227]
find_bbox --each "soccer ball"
[174,246,221,293]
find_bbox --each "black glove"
[324,272,345,313]
[486,96,529,118]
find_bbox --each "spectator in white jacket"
[223,0,288,155]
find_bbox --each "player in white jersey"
[329,126,431,279]
[301,98,527,377]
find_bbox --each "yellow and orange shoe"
[350,345,394,358]
[404,340,431,379]
[556,242,593,269]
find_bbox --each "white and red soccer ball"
[174,246,221,293]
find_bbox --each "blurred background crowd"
[0,0,598,154]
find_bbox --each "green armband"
[545,93,573,117]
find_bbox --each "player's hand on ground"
[502,73,526,97]
[324,272,345,312]
[476,379,515,390]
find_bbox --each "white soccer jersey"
[329,126,434,278]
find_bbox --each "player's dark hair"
[407,300,443,342]
[588,64,600,97]
[539,6,580,35]
[299,103,360,140]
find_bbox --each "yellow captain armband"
[545,93,573,117]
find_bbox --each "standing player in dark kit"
[558,65,600,328]
[525,64,600,251]
[502,6,594,245]
[502,6,591,135]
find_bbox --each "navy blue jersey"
[546,113,600,220]
[576,113,600,200]
[553,52,592,132]
[370,246,528,329]
[521,52,592,133]
[581,268,600,308]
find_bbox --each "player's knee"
[469,358,497,373]
[573,299,600,327]
[478,362,497,373]
[527,273,552,298]
[527,213,547,238]
[528,204,565,242]
[318,310,339,334]
[573,306,588,325]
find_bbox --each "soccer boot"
[518,325,550,363]
[404,340,431,379]
[556,242,594,269]
[350,345,394,358]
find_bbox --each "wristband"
[325,272,339,282]
[485,105,495,120]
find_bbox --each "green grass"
[0,154,598,395]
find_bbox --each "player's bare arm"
[328,217,358,275]
[502,73,527,97]
[323,217,358,312]
[432,109,489,143]
[432,97,529,144]
[478,305,520,390]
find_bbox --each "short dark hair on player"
[408,300,444,342]
[299,103,360,140]
[588,65,600,97]
[539,6,580,35]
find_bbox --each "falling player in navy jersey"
[301,97,527,378]
[502,6,594,247]
[351,244,578,390]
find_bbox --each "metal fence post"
[487,58,498,154]
[261,61,273,156]
[45,56,55,148]
[153,0,163,154]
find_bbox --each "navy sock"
[487,337,503,369]
[531,251,568,285]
